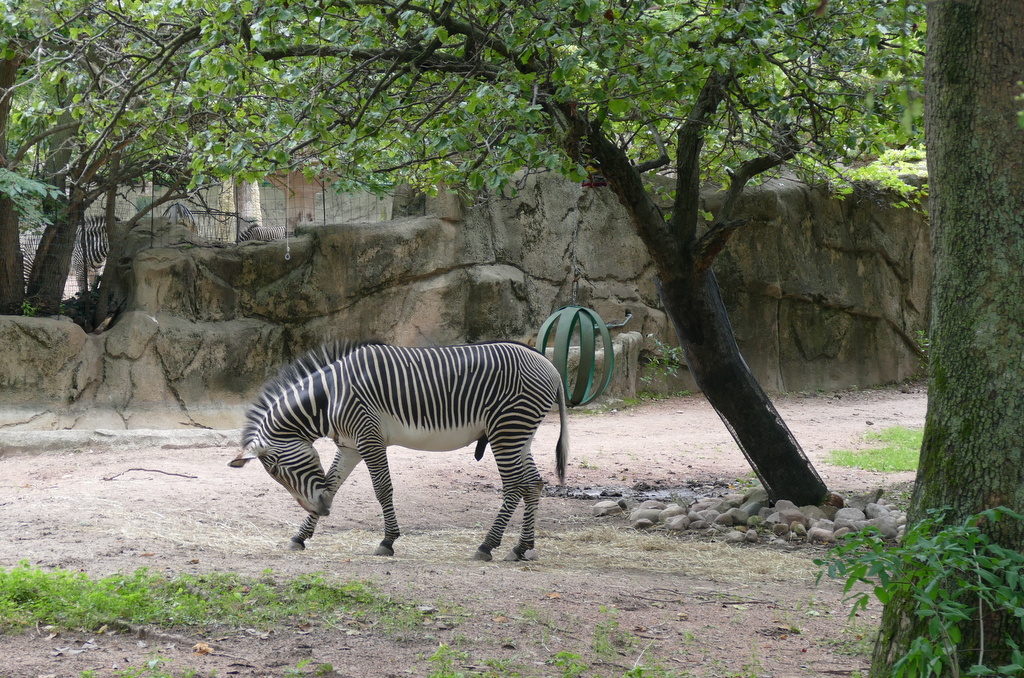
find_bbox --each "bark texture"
[871,2,1024,674]
[0,56,24,313]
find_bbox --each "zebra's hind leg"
[504,479,543,561]
[289,513,320,551]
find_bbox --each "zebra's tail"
[554,379,568,485]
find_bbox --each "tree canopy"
[176,0,925,196]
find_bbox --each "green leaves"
[818,508,1024,677]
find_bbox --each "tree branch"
[672,71,730,248]
[691,125,801,272]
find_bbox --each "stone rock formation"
[0,173,929,429]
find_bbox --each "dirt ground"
[0,385,927,678]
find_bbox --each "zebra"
[71,215,111,293]
[229,340,569,561]
[162,202,198,232]
[237,224,287,242]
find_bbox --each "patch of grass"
[818,620,877,658]
[826,426,922,472]
[0,562,437,634]
[82,658,209,678]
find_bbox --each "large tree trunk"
[0,197,23,313]
[871,3,1024,674]
[0,55,25,313]
[26,211,77,312]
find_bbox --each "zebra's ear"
[229,445,259,468]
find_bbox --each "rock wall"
[0,174,930,430]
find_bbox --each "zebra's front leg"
[289,513,320,551]
[474,483,526,562]
[288,445,362,552]
[362,442,400,556]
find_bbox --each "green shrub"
[817,508,1024,677]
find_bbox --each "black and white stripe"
[231,340,569,561]
[238,224,287,242]
[163,202,197,231]
[70,216,110,293]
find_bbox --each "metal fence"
[20,182,396,300]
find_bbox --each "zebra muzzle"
[312,493,333,517]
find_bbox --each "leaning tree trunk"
[660,268,826,505]
[580,72,828,506]
[871,3,1024,674]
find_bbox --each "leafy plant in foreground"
[817,508,1024,677]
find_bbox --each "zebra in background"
[237,223,288,242]
[162,202,198,232]
[229,340,569,561]
[71,215,111,293]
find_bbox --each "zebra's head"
[229,440,334,517]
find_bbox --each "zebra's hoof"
[287,538,306,551]
[472,548,493,562]
[373,545,394,556]
[504,548,538,562]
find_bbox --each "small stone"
[799,505,827,522]
[846,489,884,511]
[639,499,668,511]
[835,507,867,523]
[697,509,722,522]
[712,499,737,513]
[872,515,900,539]
[632,518,656,530]
[774,499,799,512]
[773,522,790,537]
[691,498,721,512]
[834,527,852,539]
[629,508,664,524]
[659,505,687,521]
[664,515,690,531]
[742,487,769,505]
[724,507,750,525]
[713,513,734,527]
[865,503,890,520]
[739,500,764,516]
[723,530,746,543]
[689,520,710,530]
[768,509,808,528]
[812,518,836,532]
[592,500,623,517]
[808,527,836,543]
[824,493,845,509]
[744,528,759,544]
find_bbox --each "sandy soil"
[0,384,927,678]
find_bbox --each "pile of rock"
[591,486,907,545]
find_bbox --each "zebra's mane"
[242,340,384,447]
